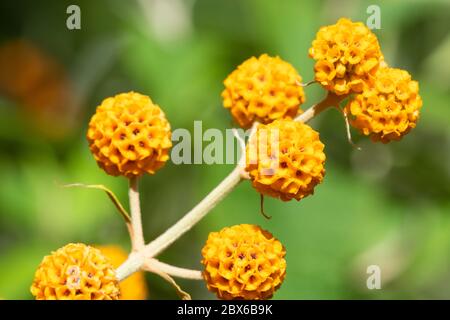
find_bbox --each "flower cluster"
[309,18,383,95]
[29,17,422,302]
[87,92,172,177]
[30,243,120,300]
[246,119,326,201]
[222,54,305,128]
[345,67,422,143]
[201,224,286,300]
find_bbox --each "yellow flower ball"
[30,243,120,300]
[222,54,306,128]
[246,119,326,201]
[309,18,383,95]
[344,67,422,143]
[87,92,172,177]
[201,224,286,300]
[97,245,148,300]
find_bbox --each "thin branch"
[129,177,145,251]
[144,165,243,258]
[232,128,245,153]
[295,91,348,123]
[146,258,203,280]
[235,122,258,179]
[232,127,248,178]
[116,251,145,281]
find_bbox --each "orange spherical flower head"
[201,224,286,300]
[344,67,422,143]
[97,245,148,300]
[87,92,172,177]
[222,54,306,129]
[30,243,120,300]
[245,119,325,201]
[309,18,383,95]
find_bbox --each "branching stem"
[143,165,243,258]
[117,93,343,282]
[146,258,203,280]
[129,177,145,251]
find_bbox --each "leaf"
[142,259,192,300]
[60,183,131,224]
[151,269,192,300]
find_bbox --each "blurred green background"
[0,0,449,299]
